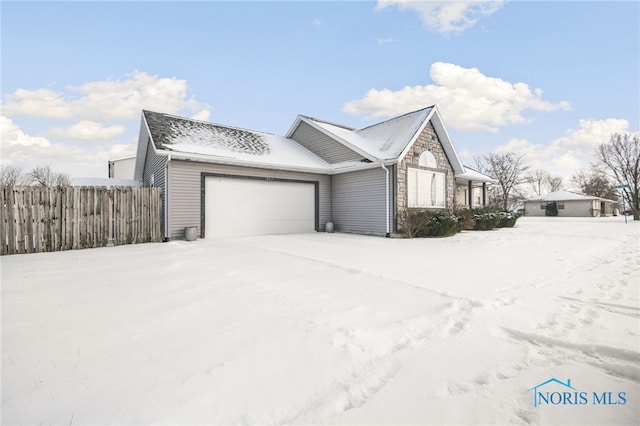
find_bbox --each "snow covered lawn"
[2,217,639,425]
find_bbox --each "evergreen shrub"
[472,209,501,230]
[399,210,460,238]
[498,211,519,228]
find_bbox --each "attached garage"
[204,176,318,238]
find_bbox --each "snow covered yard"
[2,217,639,425]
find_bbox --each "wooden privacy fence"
[0,186,162,255]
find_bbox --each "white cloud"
[191,110,211,122]
[2,70,209,121]
[495,118,632,180]
[46,120,126,141]
[344,62,570,132]
[1,115,134,178]
[1,115,51,149]
[1,71,208,177]
[377,0,505,34]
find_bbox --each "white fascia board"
[299,117,379,162]
[330,160,397,175]
[284,115,304,138]
[133,112,154,181]
[429,106,465,174]
[157,149,396,176]
[396,107,436,164]
[157,149,335,175]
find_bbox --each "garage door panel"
[205,177,315,238]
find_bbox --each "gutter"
[163,154,171,241]
[381,163,391,237]
[157,149,398,176]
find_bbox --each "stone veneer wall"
[396,121,456,216]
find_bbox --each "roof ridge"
[356,105,434,132]
[144,110,279,137]
[301,115,356,131]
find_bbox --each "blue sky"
[2,1,638,184]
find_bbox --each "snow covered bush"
[399,210,460,238]
[472,209,501,231]
[421,211,459,237]
[545,201,559,216]
[498,211,519,228]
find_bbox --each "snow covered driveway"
[2,217,639,425]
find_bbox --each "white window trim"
[407,167,446,208]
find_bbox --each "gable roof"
[299,107,432,161]
[457,165,496,183]
[142,110,332,173]
[288,106,466,174]
[526,190,617,203]
[140,106,476,177]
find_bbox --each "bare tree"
[595,133,640,220]
[475,152,530,210]
[0,165,29,186]
[527,169,550,196]
[571,169,618,200]
[527,169,563,195]
[28,165,71,187]
[548,176,563,192]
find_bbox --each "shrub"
[398,209,431,238]
[498,211,519,228]
[472,209,501,231]
[545,201,558,216]
[399,209,460,238]
[454,208,476,231]
[420,210,459,238]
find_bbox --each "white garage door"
[205,177,316,238]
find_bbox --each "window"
[418,151,437,168]
[407,168,445,208]
[557,203,565,209]
[540,203,546,210]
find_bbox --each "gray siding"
[168,160,331,239]
[332,167,390,236]
[142,140,166,188]
[290,121,365,164]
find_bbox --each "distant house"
[524,190,617,217]
[133,106,494,240]
[108,156,136,180]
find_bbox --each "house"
[524,190,617,217]
[133,106,494,240]
[108,156,136,180]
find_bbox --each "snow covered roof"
[456,166,496,183]
[526,190,617,203]
[143,110,332,172]
[141,107,476,178]
[302,107,432,161]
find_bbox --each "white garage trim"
[201,174,319,237]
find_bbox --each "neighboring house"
[108,156,136,179]
[133,106,494,240]
[524,190,617,217]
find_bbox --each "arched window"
[418,151,437,168]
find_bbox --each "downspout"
[163,154,171,242]
[381,163,390,237]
